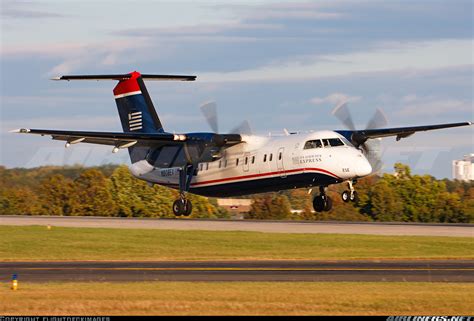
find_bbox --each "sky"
[1,0,473,178]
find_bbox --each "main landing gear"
[341,180,359,203]
[173,165,194,217]
[173,196,192,217]
[313,186,332,212]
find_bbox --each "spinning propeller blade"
[199,101,253,135]
[332,102,387,174]
[200,101,219,133]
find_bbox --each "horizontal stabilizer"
[52,73,196,81]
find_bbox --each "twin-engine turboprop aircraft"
[13,71,472,216]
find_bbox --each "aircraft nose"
[356,156,372,177]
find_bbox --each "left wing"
[336,121,472,146]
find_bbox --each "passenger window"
[245,157,248,165]
[236,158,239,166]
[225,159,228,167]
[269,154,273,161]
[252,156,255,164]
[263,154,267,162]
[219,160,221,168]
[199,163,203,171]
[278,152,282,160]
[206,163,209,170]
[304,140,322,149]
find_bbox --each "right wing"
[11,128,242,149]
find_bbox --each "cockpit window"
[304,140,322,149]
[339,136,354,147]
[327,138,344,147]
[304,138,345,149]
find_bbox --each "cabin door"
[277,147,286,178]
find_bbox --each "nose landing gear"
[313,186,333,212]
[341,180,359,203]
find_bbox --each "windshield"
[304,138,345,149]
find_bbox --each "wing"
[336,121,472,146]
[11,128,242,150]
[11,128,187,148]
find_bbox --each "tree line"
[0,163,472,222]
[0,165,228,219]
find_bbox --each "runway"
[1,215,473,237]
[1,260,473,282]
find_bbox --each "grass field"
[1,282,473,315]
[0,225,473,261]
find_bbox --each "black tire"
[350,191,359,203]
[324,196,333,212]
[341,190,350,203]
[313,196,325,212]
[183,199,193,216]
[173,199,184,216]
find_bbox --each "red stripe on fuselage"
[113,71,141,97]
[191,167,341,187]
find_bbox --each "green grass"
[1,282,473,315]
[0,225,472,261]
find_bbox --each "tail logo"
[128,111,143,131]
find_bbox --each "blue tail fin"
[113,71,164,134]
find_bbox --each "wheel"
[341,190,350,203]
[350,191,359,203]
[173,199,184,216]
[323,196,333,211]
[313,196,325,212]
[183,199,193,216]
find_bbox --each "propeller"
[332,101,387,173]
[200,100,253,136]
[200,101,219,133]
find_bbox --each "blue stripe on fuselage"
[161,172,340,197]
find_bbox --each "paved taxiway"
[1,215,472,237]
[1,260,472,282]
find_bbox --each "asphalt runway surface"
[1,215,473,237]
[1,260,473,283]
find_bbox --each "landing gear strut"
[173,165,194,216]
[313,186,332,212]
[341,180,359,203]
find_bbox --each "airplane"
[12,71,472,216]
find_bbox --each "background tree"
[37,174,73,216]
[70,169,117,216]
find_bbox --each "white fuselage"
[130,130,372,197]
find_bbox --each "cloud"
[245,2,345,21]
[197,38,473,83]
[114,21,284,38]
[396,96,473,117]
[0,38,154,76]
[310,93,361,105]
[1,0,65,19]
